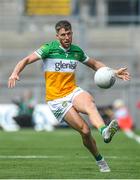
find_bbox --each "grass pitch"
[0,128,140,179]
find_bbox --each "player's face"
[56,28,73,49]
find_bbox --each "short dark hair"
[55,20,72,33]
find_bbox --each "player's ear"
[56,33,59,40]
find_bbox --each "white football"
[94,67,116,89]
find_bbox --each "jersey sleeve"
[35,44,50,59]
[79,48,89,63]
[81,52,89,63]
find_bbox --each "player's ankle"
[95,154,103,161]
[98,125,107,136]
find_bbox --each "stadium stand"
[26,0,71,15]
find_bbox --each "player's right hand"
[8,74,19,88]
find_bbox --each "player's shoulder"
[41,40,59,49]
[43,40,59,48]
[70,43,84,52]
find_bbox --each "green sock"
[99,125,107,135]
[95,154,103,161]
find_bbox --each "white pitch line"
[0,155,139,160]
[0,155,64,159]
[124,131,140,144]
[0,155,119,159]
[133,135,140,144]
[105,156,118,159]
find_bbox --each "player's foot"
[102,119,118,143]
[96,158,111,172]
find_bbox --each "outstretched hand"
[115,68,131,81]
[8,74,20,88]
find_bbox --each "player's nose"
[65,34,69,40]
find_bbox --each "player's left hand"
[115,67,131,81]
[8,74,20,88]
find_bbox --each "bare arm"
[85,58,106,71]
[8,52,40,88]
[85,57,131,81]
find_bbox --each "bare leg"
[73,91,118,143]
[64,107,99,158]
[64,106,111,172]
[73,91,105,128]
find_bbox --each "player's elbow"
[23,56,32,65]
[18,57,30,68]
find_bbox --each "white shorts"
[47,87,84,122]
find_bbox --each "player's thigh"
[72,91,96,114]
[64,106,90,133]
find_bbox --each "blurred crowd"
[0,90,58,132]
[0,89,140,143]
[98,99,140,143]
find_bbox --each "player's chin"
[64,42,71,48]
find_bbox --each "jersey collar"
[57,40,71,52]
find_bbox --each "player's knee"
[80,124,91,137]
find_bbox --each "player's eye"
[59,33,66,38]
[67,32,72,36]
[61,33,65,37]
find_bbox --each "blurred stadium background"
[0,0,140,129]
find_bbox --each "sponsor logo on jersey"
[55,61,77,71]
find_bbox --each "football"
[94,67,116,89]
